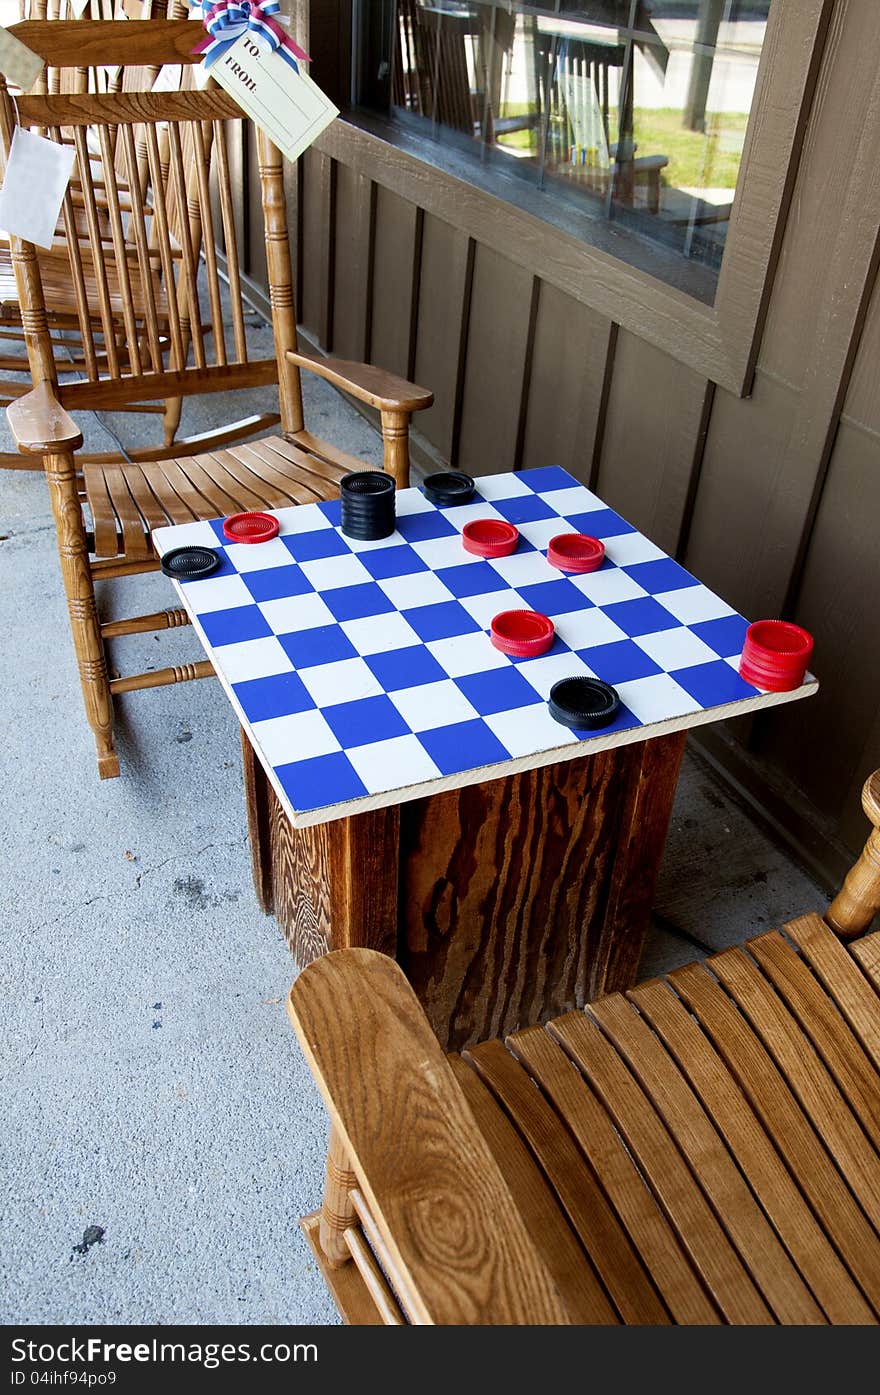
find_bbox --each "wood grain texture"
[288,349,432,412]
[288,948,572,1325]
[744,927,880,1154]
[791,909,880,1062]
[17,89,240,127]
[466,1034,669,1323]
[850,931,880,993]
[46,449,119,779]
[85,434,343,558]
[60,360,280,413]
[263,777,399,966]
[292,900,880,1324]
[343,1223,406,1324]
[826,773,880,938]
[398,733,685,1050]
[498,1027,717,1323]
[10,18,201,66]
[543,1011,773,1324]
[585,990,824,1323]
[7,382,82,453]
[630,970,878,1323]
[244,729,684,1051]
[447,1054,618,1325]
[300,1211,386,1325]
[319,1124,359,1268]
[666,955,880,1317]
[245,120,269,296]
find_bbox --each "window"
[352,1,772,303]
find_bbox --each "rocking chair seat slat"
[83,436,356,557]
[0,242,167,327]
[290,913,880,1325]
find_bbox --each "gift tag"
[209,35,338,164]
[0,128,76,250]
[0,26,44,92]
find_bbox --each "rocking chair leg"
[319,1125,357,1270]
[45,450,120,780]
[163,394,183,449]
[825,771,880,937]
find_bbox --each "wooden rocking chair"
[3,19,433,780]
[0,4,197,454]
[289,768,880,1325]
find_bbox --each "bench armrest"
[288,948,568,1324]
[286,350,433,414]
[6,382,83,454]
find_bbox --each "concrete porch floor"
[0,320,828,1324]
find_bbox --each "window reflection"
[365,1,772,292]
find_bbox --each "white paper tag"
[191,58,211,91]
[208,38,338,164]
[0,25,44,92]
[152,64,182,93]
[0,128,76,250]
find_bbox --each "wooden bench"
[288,769,880,1324]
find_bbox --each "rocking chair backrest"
[0,19,305,436]
[24,0,141,97]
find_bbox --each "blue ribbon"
[190,0,307,74]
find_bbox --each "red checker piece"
[490,609,555,658]
[461,518,519,558]
[222,511,280,544]
[738,619,813,692]
[547,532,605,573]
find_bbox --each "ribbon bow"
[191,0,310,74]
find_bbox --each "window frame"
[307,0,832,396]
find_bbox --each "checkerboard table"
[154,466,815,828]
[154,466,816,1049]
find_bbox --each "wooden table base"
[241,728,686,1051]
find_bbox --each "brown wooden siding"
[247,0,880,886]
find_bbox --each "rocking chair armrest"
[286,350,434,414]
[288,948,568,1325]
[824,768,880,938]
[7,382,83,454]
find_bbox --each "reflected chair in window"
[290,766,880,1325]
[534,28,668,216]
[3,19,433,779]
[393,0,486,137]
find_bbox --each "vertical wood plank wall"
[255,0,879,885]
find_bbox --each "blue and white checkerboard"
[153,466,816,826]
